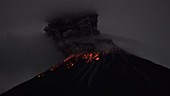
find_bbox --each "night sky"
[0,0,170,94]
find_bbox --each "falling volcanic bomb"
[1,11,170,96]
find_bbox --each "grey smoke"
[0,0,170,94]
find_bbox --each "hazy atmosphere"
[0,0,170,94]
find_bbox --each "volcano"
[1,12,170,96]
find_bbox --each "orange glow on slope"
[37,52,101,78]
[63,52,100,69]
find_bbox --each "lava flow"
[64,52,100,69]
[37,52,101,78]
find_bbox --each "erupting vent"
[1,12,170,96]
[64,52,100,68]
[37,52,102,78]
[52,52,100,71]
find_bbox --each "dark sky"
[0,0,170,94]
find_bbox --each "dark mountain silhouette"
[1,11,170,96]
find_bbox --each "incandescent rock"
[1,11,170,96]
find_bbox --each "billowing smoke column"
[43,11,117,56]
[1,12,170,96]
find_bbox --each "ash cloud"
[0,0,170,94]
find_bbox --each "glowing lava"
[37,52,101,78]
[64,52,100,69]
